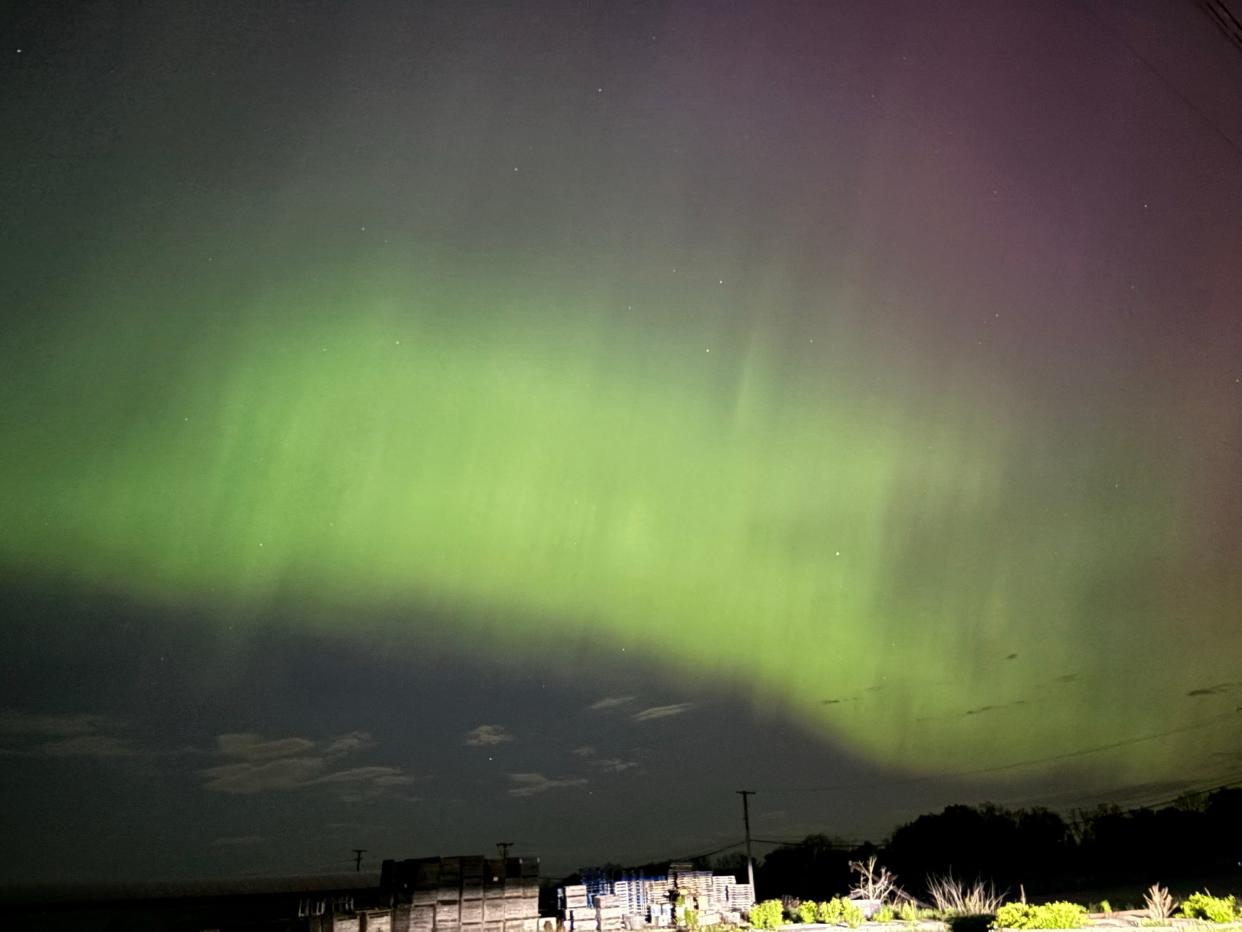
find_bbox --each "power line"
[751,838,863,849]
[1079,0,1242,162]
[602,774,1242,879]
[756,708,1242,794]
[1198,0,1242,55]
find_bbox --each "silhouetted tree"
[757,835,854,901]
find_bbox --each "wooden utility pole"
[736,790,756,894]
[353,849,367,872]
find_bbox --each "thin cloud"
[507,772,589,798]
[0,710,137,759]
[39,735,136,758]
[311,766,413,787]
[0,710,120,737]
[591,757,639,774]
[571,745,596,758]
[200,731,414,800]
[632,703,692,722]
[464,724,515,747]
[324,731,376,756]
[216,733,316,760]
[202,757,327,794]
[587,696,636,712]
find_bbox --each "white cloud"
[571,745,596,757]
[313,766,417,803]
[587,696,636,712]
[507,772,589,798]
[464,724,515,747]
[39,735,136,758]
[200,731,414,800]
[311,766,412,787]
[216,733,316,760]
[324,731,376,756]
[632,703,692,722]
[201,757,327,794]
[0,710,138,759]
[591,757,639,774]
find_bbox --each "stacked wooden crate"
[611,879,647,926]
[381,855,541,932]
[409,860,439,932]
[560,884,596,932]
[727,883,755,910]
[593,893,624,932]
[502,869,540,932]
[638,878,673,927]
[461,854,486,932]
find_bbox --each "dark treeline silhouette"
[714,788,1242,902]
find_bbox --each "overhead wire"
[754,708,1242,794]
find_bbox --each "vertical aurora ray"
[3,256,1237,780]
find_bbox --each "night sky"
[2,0,1242,885]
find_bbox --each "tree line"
[728,788,1242,902]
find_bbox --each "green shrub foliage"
[750,900,786,930]
[993,902,1088,929]
[1181,893,1240,923]
[840,901,865,928]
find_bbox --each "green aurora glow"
[4,257,1239,780]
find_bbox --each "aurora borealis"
[3,0,1242,882]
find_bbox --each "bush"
[817,900,844,924]
[778,898,865,928]
[876,906,897,923]
[1145,884,1176,924]
[898,903,920,925]
[927,876,1005,916]
[1181,893,1240,923]
[993,902,1088,929]
[841,901,865,928]
[750,900,786,930]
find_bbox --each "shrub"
[750,900,786,930]
[898,903,920,925]
[840,901,865,928]
[993,902,1088,929]
[1181,893,1240,923]
[876,906,897,923]
[927,876,1005,917]
[798,902,819,924]
[817,900,844,924]
[1145,885,1176,924]
[850,857,905,905]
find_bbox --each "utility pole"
[736,790,756,895]
[353,849,367,872]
